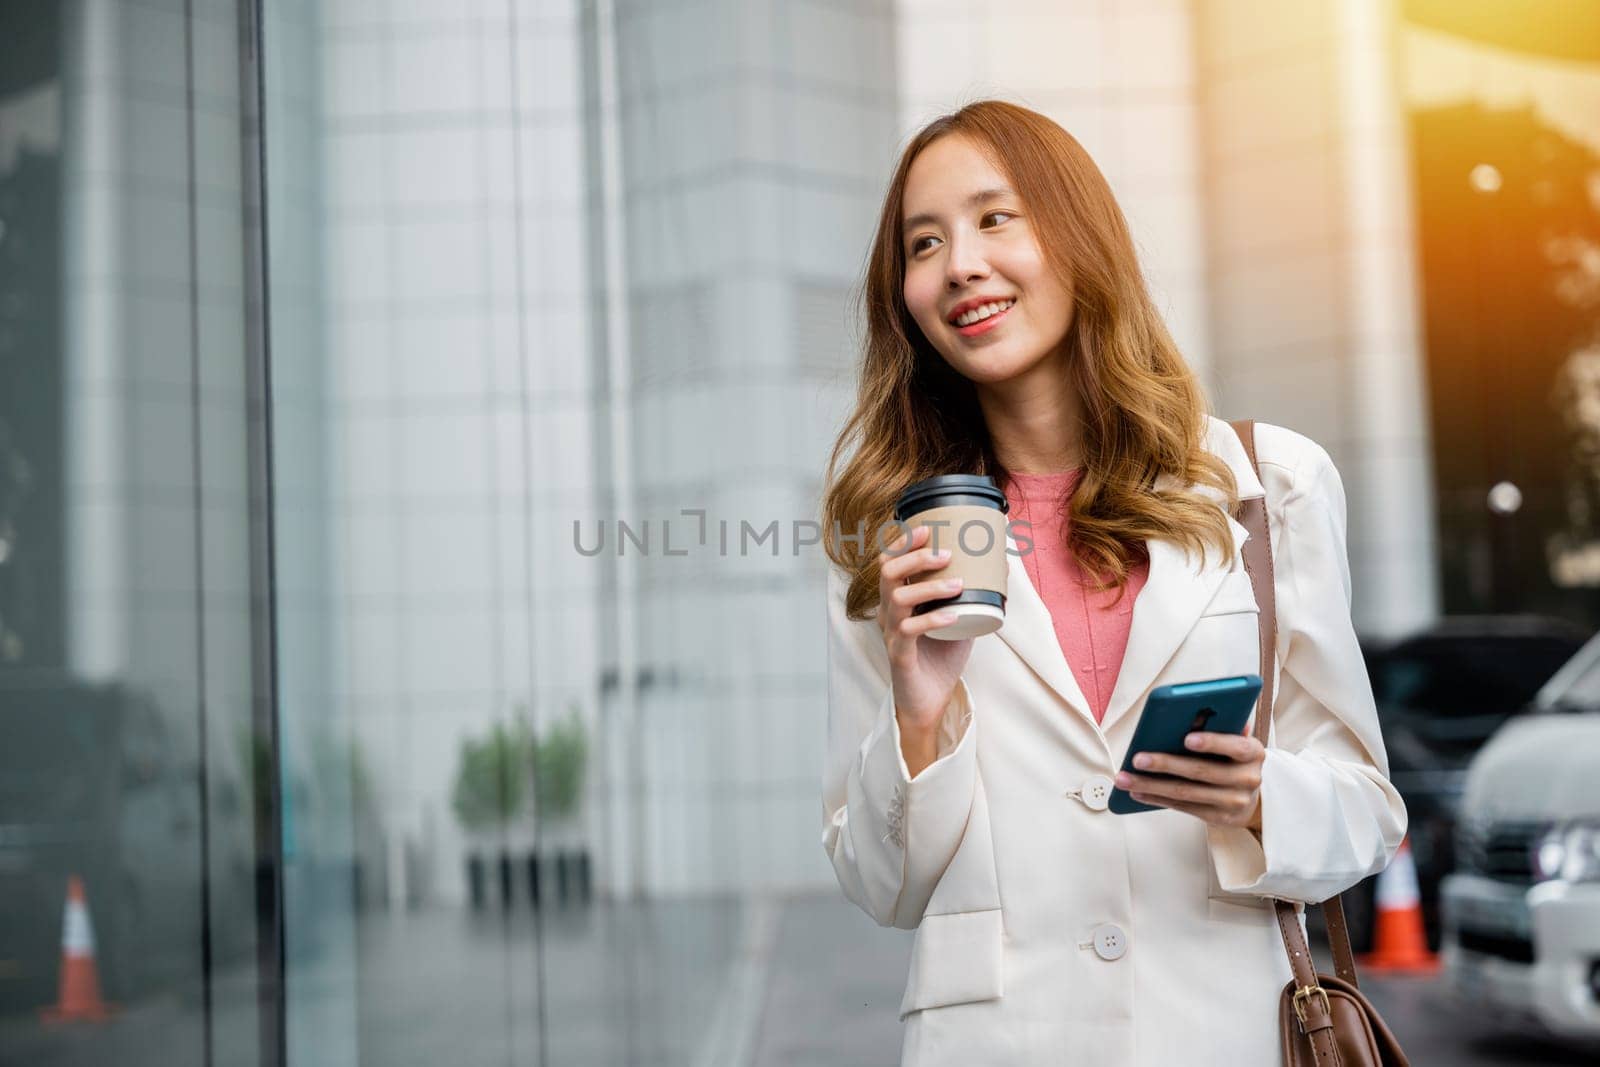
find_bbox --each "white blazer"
[821,416,1407,1066]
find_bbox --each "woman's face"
[900,133,1076,386]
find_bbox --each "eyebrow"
[901,187,1017,237]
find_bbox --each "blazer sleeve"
[820,563,979,929]
[1207,440,1409,903]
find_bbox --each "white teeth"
[955,299,1015,326]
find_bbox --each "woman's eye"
[908,212,1014,256]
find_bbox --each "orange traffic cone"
[1358,838,1439,974]
[40,875,116,1023]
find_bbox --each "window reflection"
[0,1,264,1065]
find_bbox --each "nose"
[944,231,989,289]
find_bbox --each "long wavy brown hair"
[821,99,1238,621]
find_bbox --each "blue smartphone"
[1108,674,1263,815]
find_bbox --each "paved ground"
[3,891,1594,1065]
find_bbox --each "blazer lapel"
[1096,505,1251,734]
[995,418,1268,739]
[1099,423,1267,733]
[996,529,1098,732]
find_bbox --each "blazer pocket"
[1201,570,1260,617]
[1207,857,1272,922]
[1208,893,1273,923]
[898,908,1005,1020]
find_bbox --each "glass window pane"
[0,1,266,1064]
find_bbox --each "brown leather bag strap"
[1276,901,1344,1064]
[1228,428,1276,750]
[1228,420,1362,1011]
[1322,895,1360,986]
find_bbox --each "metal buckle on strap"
[1293,984,1331,1031]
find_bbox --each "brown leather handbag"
[1228,420,1410,1067]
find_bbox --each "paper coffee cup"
[893,474,1009,640]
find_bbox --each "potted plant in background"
[531,704,590,906]
[450,718,531,910]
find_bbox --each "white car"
[1440,633,1600,1041]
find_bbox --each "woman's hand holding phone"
[1114,732,1266,831]
[877,523,974,777]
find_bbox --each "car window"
[1374,636,1582,717]
[1553,655,1600,709]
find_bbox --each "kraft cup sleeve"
[899,505,1009,600]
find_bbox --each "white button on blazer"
[821,415,1408,1066]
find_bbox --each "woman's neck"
[1007,467,1082,484]
[977,354,1085,474]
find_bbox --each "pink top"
[1004,469,1150,725]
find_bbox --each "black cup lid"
[894,474,1009,520]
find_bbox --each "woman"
[818,100,1406,1065]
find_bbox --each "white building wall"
[894,0,1214,387]
[598,0,900,896]
[321,0,599,911]
[1195,0,1439,638]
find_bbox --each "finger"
[1130,751,1259,788]
[1183,731,1262,761]
[879,522,928,560]
[880,544,953,585]
[1128,793,1236,825]
[878,528,937,574]
[1126,791,1170,811]
[895,608,958,640]
[890,574,964,609]
[1117,771,1249,809]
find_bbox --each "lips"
[946,294,1018,325]
[950,298,1017,338]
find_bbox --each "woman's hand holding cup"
[877,523,975,776]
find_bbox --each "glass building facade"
[4,1,890,1062]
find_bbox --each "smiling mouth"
[952,298,1016,336]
